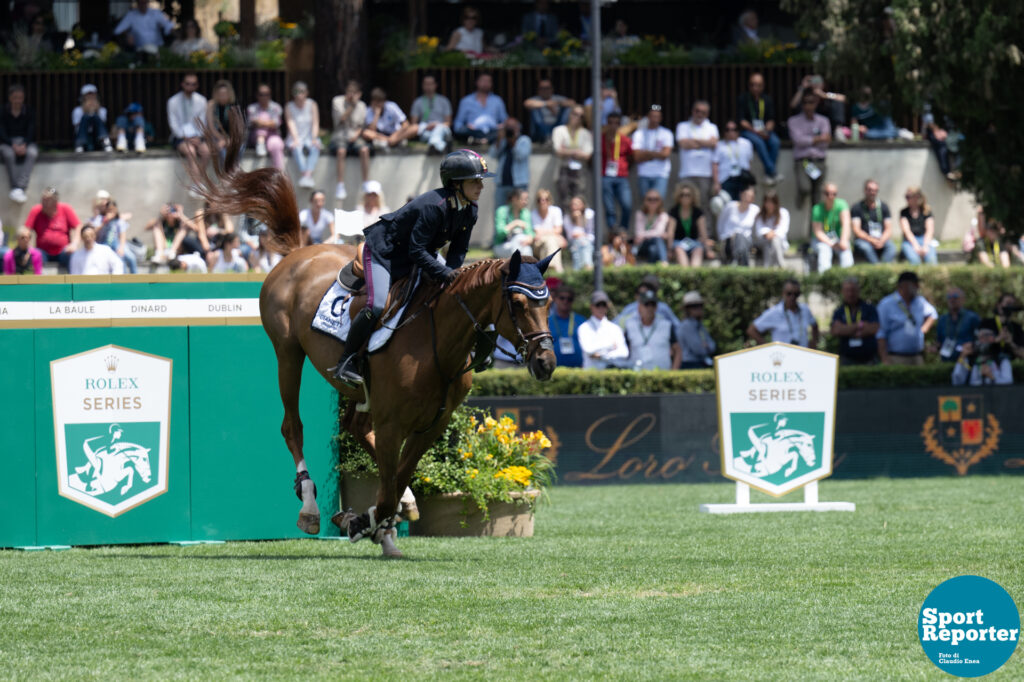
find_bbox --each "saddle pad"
[311,275,418,354]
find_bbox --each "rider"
[331,149,495,384]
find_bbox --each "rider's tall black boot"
[332,308,378,384]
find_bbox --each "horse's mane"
[444,258,506,297]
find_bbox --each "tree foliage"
[781,0,1024,237]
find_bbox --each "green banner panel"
[0,330,37,547]
[33,327,192,546]
[187,326,340,540]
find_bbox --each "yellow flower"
[428,36,439,48]
[422,476,431,483]
[461,450,473,460]
[495,466,533,486]
[484,416,497,429]
[485,454,493,460]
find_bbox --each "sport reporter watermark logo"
[919,575,1020,677]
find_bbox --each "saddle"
[336,243,419,323]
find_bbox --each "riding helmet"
[440,149,496,188]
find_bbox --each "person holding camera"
[490,118,532,207]
[147,203,209,263]
[951,328,1013,386]
[979,293,1024,360]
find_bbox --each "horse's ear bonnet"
[504,250,550,301]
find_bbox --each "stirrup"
[330,354,364,385]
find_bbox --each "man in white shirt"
[578,291,629,369]
[631,105,674,203]
[676,100,720,211]
[69,224,124,275]
[166,73,209,195]
[623,289,680,370]
[114,0,174,53]
[551,105,593,210]
[746,279,819,348]
[712,120,754,201]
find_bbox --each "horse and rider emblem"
[725,411,828,495]
[51,345,171,517]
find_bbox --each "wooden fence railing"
[0,69,288,147]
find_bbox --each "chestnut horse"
[191,112,557,557]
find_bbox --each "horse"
[190,111,557,557]
[737,424,816,478]
[70,438,152,496]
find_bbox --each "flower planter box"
[339,472,380,513]
[412,491,538,538]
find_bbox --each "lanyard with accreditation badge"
[556,315,577,355]
[845,305,865,348]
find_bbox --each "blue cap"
[126,102,143,114]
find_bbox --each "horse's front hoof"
[297,511,320,535]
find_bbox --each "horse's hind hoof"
[381,530,402,558]
[330,510,348,530]
[297,512,320,535]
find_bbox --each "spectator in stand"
[251,229,283,273]
[69,224,123,275]
[712,119,754,202]
[3,227,43,275]
[602,228,636,267]
[811,182,853,271]
[876,271,938,365]
[633,189,670,265]
[579,291,629,369]
[446,6,485,56]
[408,74,453,155]
[524,79,573,143]
[0,83,37,204]
[520,0,559,48]
[551,105,592,208]
[747,279,819,348]
[850,86,898,140]
[299,190,335,245]
[979,293,1024,361]
[25,187,80,272]
[206,79,236,157]
[606,19,641,54]
[531,189,566,273]
[788,89,831,214]
[975,218,1011,268]
[565,194,595,270]
[330,80,369,202]
[247,84,286,171]
[615,274,681,333]
[790,75,846,131]
[676,101,720,211]
[92,195,137,274]
[112,102,151,153]
[732,9,764,46]
[491,118,531,207]
[72,84,112,153]
[899,186,937,265]
[494,188,534,258]
[677,291,716,369]
[548,284,586,368]
[934,287,980,362]
[623,289,680,370]
[207,232,248,273]
[168,73,210,197]
[584,79,621,127]
[358,180,390,228]
[601,110,633,233]
[147,203,208,263]
[922,103,961,182]
[454,74,508,144]
[829,277,880,365]
[194,202,234,243]
[753,190,790,267]
[667,182,710,267]
[170,18,215,58]
[632,105,674,201]
[737,72,781,183]
[717,183,759,266]
[362,87,410,151]
[114,0,173,53]
[284,81,321,189]
[851,179,897,263]
[952,328,1014,386]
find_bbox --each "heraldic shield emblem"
[921,395,1001,475]
[51,345,172,517]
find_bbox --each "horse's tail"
[187,106,301,255]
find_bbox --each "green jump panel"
[32,327,192,546]
[187,326,340,540]
[0,330,38,547]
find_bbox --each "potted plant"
[336,404,554,537]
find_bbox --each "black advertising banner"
[469,386,1024,485]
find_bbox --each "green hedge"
[470,363,1024,396]
[555,265,1024,354]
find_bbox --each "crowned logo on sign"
[51,345,172,517]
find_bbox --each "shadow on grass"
[92,553,450,563]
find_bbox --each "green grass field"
[1,477,1021,680]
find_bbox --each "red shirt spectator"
[601,125,633,177]
[25,191,80,256]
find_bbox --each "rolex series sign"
[51,345,172,517]
[715,343,838,496]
